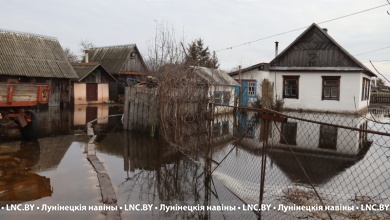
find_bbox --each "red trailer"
[0,83,51,139]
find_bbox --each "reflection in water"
[0,140,51,206]
[96,131,221,219]
[0,105,123,140]
[0,135,74,208]
[268,150,363,185]
[1,105,386,218]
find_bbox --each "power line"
[363,60,390,63]
[370,60,390,83]
[355,45,390,56]
[216,4,389,53]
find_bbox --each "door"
[86,83,98,101]
[86,106,98,123]
[235,81,249,107]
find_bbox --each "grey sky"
[1,0,389,79]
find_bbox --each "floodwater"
[0,106,389,219]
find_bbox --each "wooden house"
[230,23,376,114]
[0,29,78,107]
[87,44,148,101]
[195,66,240,114]
[71,62,117,105]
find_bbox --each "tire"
[21,110,40,140]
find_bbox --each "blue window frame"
[247,81,257,97]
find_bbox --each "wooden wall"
[123,87,159,136]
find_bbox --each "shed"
[88,44,147,85]
[0,29,78,107]
[71,62,117,104]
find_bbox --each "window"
[362,78,370,101]
[319,125,337,150]
[280,122,297,145]
[248,81,256,97]
[283,76,299,99]
[213,122,221,137]
[359,121,368,149]
[214,91,222,104]
[223,91,231,105]
[322,76,340,101]
[222,121,229,135]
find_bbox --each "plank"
[97,173,117,204]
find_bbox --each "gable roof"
[88,44,147,75]
[0,29,78,79]
[195,66,240,86]
[71,62,117,82]
[269,23,376,77]
[228,63,269,77]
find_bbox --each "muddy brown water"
[0,106,389,219]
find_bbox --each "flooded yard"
[0,105,389,219]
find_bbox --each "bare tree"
[80,39,95,52]
[387,0,390,15]
[63,47,79,62]
[145,21,186,75]
[79,40,96,62]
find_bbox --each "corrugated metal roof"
[194,66,240,86]
[71,62,117,82]
[88,44,135,75]
[71,62,100,81]
[0,29,78,79]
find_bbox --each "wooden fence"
[370,93,390,104]
[123,87,158,136]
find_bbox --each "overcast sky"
[1,0,389,79]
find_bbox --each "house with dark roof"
[0,29,78,107]
[229,23,376,114]
[71,62,117,105]
[88,44,147,81]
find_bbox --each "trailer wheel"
[21,110,40,140]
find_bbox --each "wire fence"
[208,104,390,219]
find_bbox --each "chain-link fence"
[208,104,390,219]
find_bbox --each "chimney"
[275,41,279,57]
[322,28,328,33]
[84,50,89,63]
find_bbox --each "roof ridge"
[270,23,376,77]
[90,44,135,49]
[0,28,57,41]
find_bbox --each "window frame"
[222,91,231,105]
[280,122,297,145]
[282,75,300,99]
[322,76,341,101]
[361,77,370,101]
[319,124,338,150]
[247,81,257,97]
[214,91,222,104]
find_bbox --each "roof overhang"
[119,71,144,76]
[269,67,364,72]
